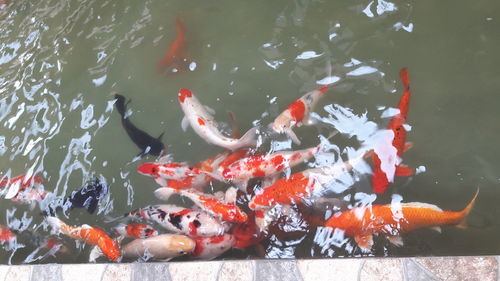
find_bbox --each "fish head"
[178,88,193,103]
[137,163,160,177]
[271,114,293,134]
[168,235,196,255]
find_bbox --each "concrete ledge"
[2,257,498,281]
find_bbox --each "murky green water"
[0,0,499,264]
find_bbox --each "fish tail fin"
[237,127,258,149]
[175,17,185,34]
[399,68,410,90]
[46,216,66,234]
[456,188,480,229]
[227,111,240,139]
[154,187,177,201]
[114,94,128,117]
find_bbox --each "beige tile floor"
[1,257,498,281]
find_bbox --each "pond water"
[0,0,499,264]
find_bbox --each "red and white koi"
[271,85,331,144]
[178,88,258,151]
[46,217,121,261]
[0,225,15,244]
[191,234,235,259]
[137,162,196,183]
[0,174,44,200]
[114,223,159,239]
[248,153,366,210]
[220,144,322,188]
[154,187,248,223]
[122,234,195,260]
[123,204,227,237]
[372,68,413,194]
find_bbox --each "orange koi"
[372,68,413,194]
[47,217,121,261]
[157,18,188,73]
[324,189,479,252]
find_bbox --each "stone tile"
[30,264,62,281]
[102,264,131,281]
[360,259,403,281]
[5,265,32,281]
[415,257,498,281]
[401,259,439,281]
[297,259,362,281]
[0,265,10,280]
[168,261,222,281]
[131,263,171,281]
[218,261,253,281]
[61,264,106,281]
[255,260,303,281]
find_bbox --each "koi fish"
[154,187,248,223]
[372,68,413,194]
[114,94,165,156]
[248,153,366,210]
[122,234,195,260]
[271,85,331,145]
[220,144,322,189]
[157,18,188,73]
[191,234,235,259]
[0,174,43,200]
[178,88,258,151]
[46,217,121,261]
[324,189,479,252]
[232,212,263,249]
[121,204,226,237]
[137,162,196,183]
[114,223,158,239]
[0,225,15,244]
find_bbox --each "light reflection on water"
[0,0,498,264]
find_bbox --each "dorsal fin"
[401,202,443,212]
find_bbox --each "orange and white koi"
[137,162,199,187]
[46,217,121,261]
[248,153,366,210]
[372,68,413,194]
[220,144,322,188]
[178,88,258,151]
[154,187,248,223]
[191,234,235,259]
[122,234,195,260]
[114,224,159,239]
[324,189,479,252]
[271,85,331,144]
[123,204,227,237]
[157,18,188,73]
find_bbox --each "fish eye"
[151,168,157,173]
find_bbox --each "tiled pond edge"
[1,256,498,281]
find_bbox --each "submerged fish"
[114,223,159,239]
[114,94,166,156]
[154,187,248,223]
[220,144,322,189]
[372,68,413,194]
[248,153,366,210]
[0,225,15,244]
[191,234,235,259]
[271,85,331,144]
[122,204,227,237]
[178,88,258,151]
[157,18,188,73]
[0,174,45,201]
[324,189,479,252]
[46,217,121,261]
[122,234,195,260]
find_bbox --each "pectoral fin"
[429,226,442,233]
[404,142,414,152]
[204,106,216,115]
[89,246,103,262]
[395,164,413,176]
[387,235,404,247]
[303,115,319,126]
[287,129,301,145]
[224,187,238,203]
[181,116,190,132]
[354,234,373,253]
